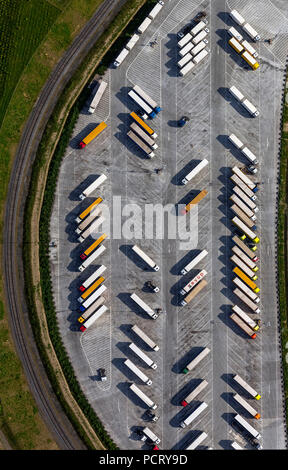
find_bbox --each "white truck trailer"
[232,246,258,271]
[80,305,107,332]
[228,26,243,42]
[192,49,208,64]
[131,324,159,351]
[230,9,245,26]
[230,312,257,339]
[79,265,106,291]
[230,255,258,280]
[242,98,259,117]
[232,217,260,243]
[181,249,208,275]
[141,427,161,445]
[75,206,102,234]
[88,81,108,113]
[228,133,244,150]
[129,383,157,409]
[180,402,208,428]
[133,85,159,111]
[231,204,256,229]
[132,244,159,271]
[178,32,192,48]
[128,90,154,119]
[179,41,194,58]
[232,305,259,331]
[233,374,261,400]
[77,215,105,243]
[190,20,208,37]
[79,284,107,312]
[178,52,193,68]
[232,235,259,261]
[191,39,208,56]
[181,279,207,306]
[232,166,258,192]
[233,288,260,313]
[230,194,256,219]
[179,61,195,77]
[79,174,107,200]
[182,158,209,184]
[127,130,155,158]
[185,432,207,450]
[129,342,157,369]
[181,380,208,406]
[241,39,258,58]
[148,1,164,20]
[241,146,259,165]
[126,34,139,51]
[180,269,207,295]
[137,17,152,34]
[77,296,105,323]
[233,277,260,303]
[242,23,261,41]
[192,29,209,46]
[114,48,129,67]
[233,186,258,212]
[78,245,106,272]
[124,359,152,385]
[234,414,261,440]
[130,293,159,320]
[231,441,243,450]
[130,122,158,149]
[231,174,257,199]
[182,347,210,374]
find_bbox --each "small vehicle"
[99,368,107,381]
[146,281,160,293]
[246,165,258,174]
[195,11,207,21]
[178,116,190,127]
[145,409,160,422]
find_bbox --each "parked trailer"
[129,342,157,369]
[233,186,258,211]
[179,61,195,77]
[182,158,209,185]
[179,41,194,58]
[79,122,107,148]
[130,112,157,138]
[130,293,159,320]
[230,194,256,220]
[182,347,210,374]
[75,197,103,223]
[242,99,259,117]
[88,81,107,113]
[232,217,260,243]
[192,29,208,46]
[232,305,259,331]
[137,17,152,34]
[232,246,258,271]
[228,26,243,42]
[124,359,152,385]
[79,265,106,292]
[228,37,244,54]
[133,85,161,113]
[232,236,259,261]
[241,39,258,58]
[185,432,208,450]
[190,20,208,37]
[231,441,243,450]
[231,255,258,280]
[141,427,161,445]
[229,85,245,102]
[181,279,207,306]
[231,204,256,229]
[127,130,155,158]
[191,39,208,56]
[242,23,261,41]
[148,1,164,20]
[178,32,192,48]
[233,374,261,400]
[78,244,106,272]
[128,90,155,119]
[233,266,259,291]
[77,216,105,243]
[241,50,260,70]
[78,276,104,303]
[80,304,107,332]
[75,206,102,234]
[230,10,245,26]
[130,122,158,149]
[234,414,261,439]
[233,277,260,303]
[126,34,140,51]
[131,324,159,351]
[181,379,208,406]
[80,233,107,261]
[77,296,105,323]
[232,166,258,191]
[79,174,107,200]
[192,49,209,64]
[180,402,208,428]
[181,249,208,275]
[233,288,260,314]
[230,312,257,339]
[241,145,259,164]
[183,189,208,214]
[228,133,244,150]
[132,244,159,271]
[178,52,193,68]
[114,48,129,67]
[79,284,107,312]
[129,383,157,409]
[180,269,207,295]
[231,174,257,199]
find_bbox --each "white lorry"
[129,383,157,409]
[231,204,256,229]
[232,305,259,332]
[192,48,208,64]
[179,61,195,77]
[229,86,259,117]
[182,158,208,184]
[133,85,160,112]
[185,432,207,450]
[228,26,243,42]
[231,174,257,200]
[130,122,158,149]
[178,32,192,49]
[230,9,245,26]
[180,269,207,295]
[192,29,209,46]
[242,39,258,58]
[233,277,260,303]
[79,174,107,200]
[124,359,152,385]
[181,249,208,275]
[233,186,258,211]
[130,293,159,320]
[232,235,259,261]
[178,52,193,68]
[114,48,129,67]
[126,34,139,51]
[230,194,256,219]
[180,402,208,428]
[241,145,258,164]
[79,265,106,291]
[242,23,261,41]
[129,342,157,369]
[80,305,107,332]
[190,20,208,37]
[234,414,261,441]
[179,41,194,58]
[78,245,106,272]
[231,255,258,280]
[128,130,155,158]
[132,244,159,271]
[131,324,159,351]
[232,246,258,271]
[232,166,258,192]
[233,288,260,314]
[148,1,164,20]
[141,427,161,445]
[77,215,105,243]
[75,206,102,234]
[137,17,152,34]
[191,39,208,56]
[88,81,108,113]
[128,90,154,119]
[79,284,107,312]
[233,374,261,400]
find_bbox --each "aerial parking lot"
[49,0,288,450]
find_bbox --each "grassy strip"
[278,82,288,434]
[23,0,158,449]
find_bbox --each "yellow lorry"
[79,121,107,148]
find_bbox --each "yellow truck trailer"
[182,189,208,214]
[79,121,107,148]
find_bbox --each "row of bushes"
[22,0,158,449]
